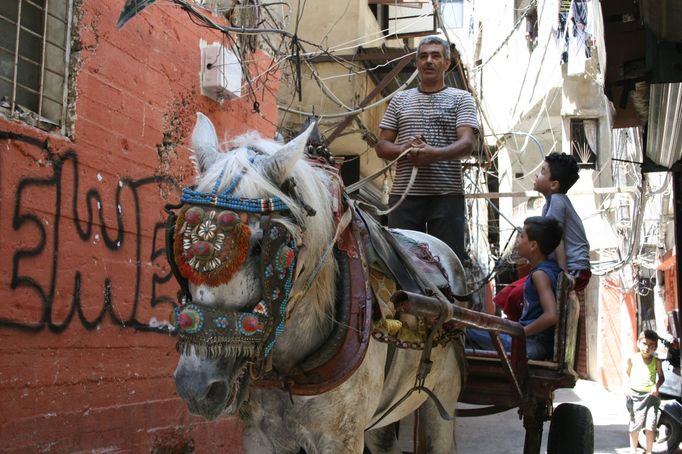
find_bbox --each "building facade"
[0,0,278,450]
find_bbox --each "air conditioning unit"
[200,42,242,101]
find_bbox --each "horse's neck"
[272,301,334,374]
[271,160,341,374]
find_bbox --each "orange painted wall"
[597,276,637,390]
[0,1,278,451]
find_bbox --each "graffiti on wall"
[0,131,181,333]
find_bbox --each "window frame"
[569,118,599,169]
[439,0,464,30]
[0,0,74,134]
[369,0,436,39]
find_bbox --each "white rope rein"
[345,147,418,216]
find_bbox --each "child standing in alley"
[625,330,665,454]
[494,152,591,321]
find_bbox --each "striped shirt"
[380,87,479,195]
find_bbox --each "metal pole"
[674,171,682,366]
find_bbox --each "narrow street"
[455,380,627,453]
[399,380,682,453]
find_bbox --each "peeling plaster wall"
[278,0,399,185]
[0,0,278,451]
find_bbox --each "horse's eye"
[251,242,262,256]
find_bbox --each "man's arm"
[522,270,559,337]
[375,128,419,161]
[654,358,665,396]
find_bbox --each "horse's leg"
[414,397,457,453]
[242,424,278,454]
[242,406,302,454]
[364,425,401,454]
[414,345,461,454]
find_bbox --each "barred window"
[0,0,73,132]
[570,118,598,169]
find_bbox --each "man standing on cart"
[375,36,479,264]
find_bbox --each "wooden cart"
[394,272,593,454]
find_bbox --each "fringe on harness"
[176,337,260,359]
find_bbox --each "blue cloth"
[466,260,561,360]
[466,328,551,360]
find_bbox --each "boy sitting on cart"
[466,216,562,360]
[494,152,590,321]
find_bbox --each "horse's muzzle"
[174,355,249,420]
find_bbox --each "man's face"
[533,162,555,195]
[417,43,450,84]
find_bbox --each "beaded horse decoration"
[172,212,297,359]
[168,121,303,362]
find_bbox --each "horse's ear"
[191,112,221,174]
[263,122,315,185]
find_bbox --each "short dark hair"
[418,36,451,60]
[640,330,659,344]
[544,152,580,193]
[524,216,563,255]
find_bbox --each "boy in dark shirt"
[467,216,562,360]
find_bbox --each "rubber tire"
[547,403,594,454]
[638,412,681,454]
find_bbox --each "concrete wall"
[0,0,278,451]
[279,0,404,181]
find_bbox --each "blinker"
[172,216,299,362]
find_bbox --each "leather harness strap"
[253,211,372,395]
[164,202,192,303]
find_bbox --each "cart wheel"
[638,413,680,454]
[547,403,594,454]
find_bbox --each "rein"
[346,147,418,216]
[285,203,353,319]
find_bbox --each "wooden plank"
[326,53,413,144]
[305,50,414,63]
[464,186,638,199]
[369,0,427,7]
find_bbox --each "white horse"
[172,113,467,453]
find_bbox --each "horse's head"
[172,113,337,419]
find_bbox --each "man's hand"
[402,135,425,151]
[407,136,440,166]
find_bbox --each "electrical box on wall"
[200,42,242,101]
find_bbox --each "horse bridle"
[164,160,309,371]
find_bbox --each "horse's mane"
[193,131,338,325]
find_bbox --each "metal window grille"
[0,0,73,132]
[570,118,599,169]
